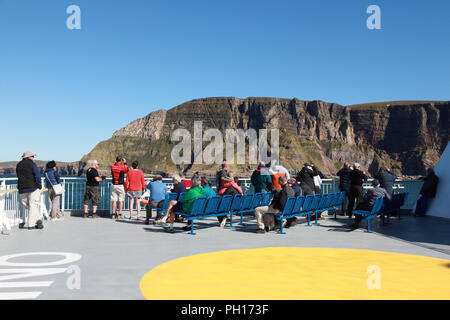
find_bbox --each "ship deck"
[1,212,449,300]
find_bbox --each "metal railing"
[1,176,423,229]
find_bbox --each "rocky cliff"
[82,97,450,177]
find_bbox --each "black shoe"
[35,220,44,229]
[285,220,295,229]
[264,226,269,232]
[255,228,265,234]
[19,223,25,229]
[349,223,359,230]
[182,225,191,231]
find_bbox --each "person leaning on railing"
[16,151,43,230]
[83,160,105,219]
[44,161,63,221]
[347,163,368,218]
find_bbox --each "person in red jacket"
[125,161,146,220]
[180,172,191,189]
[110,156,129,219]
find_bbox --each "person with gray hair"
[83,160,105,219]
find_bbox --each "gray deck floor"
[0,212,449,300]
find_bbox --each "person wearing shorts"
[83,160,104,218]
[124,161,146,220]
[110,156,129,219]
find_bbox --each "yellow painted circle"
[140,247,450,300]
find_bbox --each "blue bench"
[177,195,236,235]
[352,196,385,232]
[380,193,408,224]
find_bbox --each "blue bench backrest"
[326,193,336,207]
[336,192,345,206]
[251,193,264,208]
[168,193,178,201]
[241,194,254,210]
[261,192,274,207]
[282,197,296,215]
[371,197,384,214]
[217,195,233,213]
[301,195,314,212]
[230,194,243,211]
[309,194,321,211]
[189,197,208,216]
[318,194,329,210]
[204,196,222,214]
[178,192,187,201]
[160,193,178,209]
[292,196,305,214]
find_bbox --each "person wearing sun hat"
[349,178,391,229]
[16,151,43,230]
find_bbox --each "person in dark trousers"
[287,178,302,228]
[16,151,43,230]
[297,163,319,194]
[375,167,397,197]
[336,162,352,216]
[254,176,295,233]
[349,179,391,229]
[414,168,439,217]
[347,163,368,218]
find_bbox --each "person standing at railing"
[83,160,105,218]
[124,161,146,220]
[110,157,129,219]
[375,167,397,197]
[251,162,273,193]
[347,163,368,218]
[337,162,352,216]
[269,160,290,190]
[16,151,43,230]
[296,163,319,195]
[44,161,63,221]
[414,168,439,217]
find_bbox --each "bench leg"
[307,214,311,227]
[240,213,244,225]
[229,214,233,228]
[366,218,371,233]
[190,221,196,235]
[315,211,320,226]
[278,218,286,234]
[334,207,337,219]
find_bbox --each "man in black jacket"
[16,151,43,230]
[336,163,352,215]
[347,163,368,218]
[414,168,439,217]
[254,176,295,233]
[297,163,318,194]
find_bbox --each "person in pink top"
[217,171,243,196]
[125,161,146,220]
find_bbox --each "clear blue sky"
[0,0,449,162]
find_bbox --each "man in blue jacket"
[16,151,43,230]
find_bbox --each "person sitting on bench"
[254,175,295,233]
[349,179,391,230]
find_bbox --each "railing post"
[61,178,65,213]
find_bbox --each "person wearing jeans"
[44,161,63,221]
[16,151,43,230]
